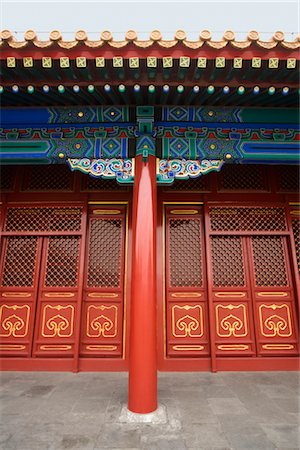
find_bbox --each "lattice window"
[168,218,202,287]
[45,236,80,287]
[164,176,211,192]
[4,207,82,232]
[1,236,38,287]
[0,166,15,191]
[81,176,126,191]
[22,165,74,191]
[210,236,245,287]
[292,219,300,275]
[252,236,288,286]
[219,165,267,191]
[277,165,300,192]
[209,207,287,232]
[87,219,122,287]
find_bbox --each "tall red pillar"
[128,155,157,413]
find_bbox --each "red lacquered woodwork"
[206,204,299,359]
[128,155,157,413]
[165,207,210,358]
[0,236,42,357]
[80,206,127,358]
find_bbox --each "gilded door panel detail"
[80,206,126,358]
[0,304,30,337]
[217,344,249,351]
[0,234,42,356]
[39,344,72,351]
[172,304,203,338]
[258,304,292,337]
[86,305,118,338]
[41,304,74,338]
[216,304,248,337]
[165,206,208,358]
[209,205,299,358]
[172,345,204,351]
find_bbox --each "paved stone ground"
[0,371,299,450]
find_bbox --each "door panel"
[32,235,82,357]
[80,207,126,358]
[249,235,298,355]
[209,235,255,356]
[0,236,42,356]
[207,205,299,358]
[165,207,210,357]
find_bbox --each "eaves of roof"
[1,29,299,51]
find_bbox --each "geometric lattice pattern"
[277,165,300,192]
[209,207,287,232]
[82,176,125,191]
[22,165,73,191]
[292,219,300,275]
[169,218,202,287]
[0,165,15,191]
[164,175,211,192]
[4,207,82,232]
[252,236,288,287]
[210,236,245,287]
[219,164,267,191]
[45,236,80,287]
[1,236,38,287]
[87,219,122,287]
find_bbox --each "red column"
[128,155,157,413]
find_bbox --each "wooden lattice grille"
[169,218,202,287]
[292,219,300,275]
[82,177,126,191]
[277,165,300,192]
[164,176,210,192]
[0,166,15,191]
[219,165,267,191]
[252,236,288,287]
[4,207,82,232]
[44,236,80,287]
[87,219,122,287]
[209,207,287,232]
[211,236,245,287]
[22,165,73,191]
[1,236,38,287]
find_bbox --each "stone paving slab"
[0,371,299,450]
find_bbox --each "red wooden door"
[165,206,210,357]
[207,205,299,358]
[0,236,42,356]
[80,206,127,358]
[32,235,82,357]
[248,235,298,355]
[0,204,85,359]
[208,234,256,356]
